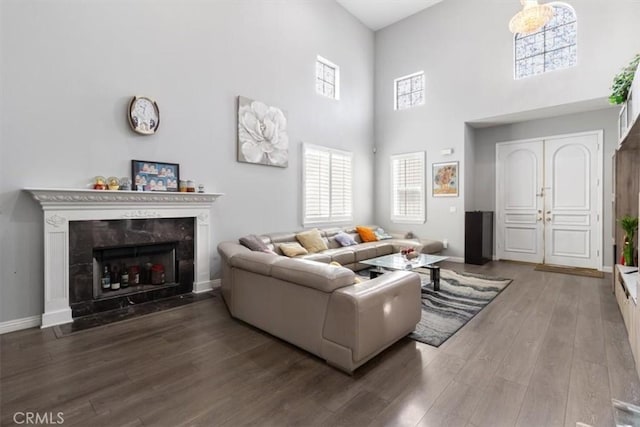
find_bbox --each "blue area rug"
[408,268,512,347]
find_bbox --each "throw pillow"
[278,242,309,257]
[239,234,268,252]
[374,227,393,240]
[329,261,362,284]
[356,226,378,242]
[334,231,357,247]
[295,229,328,253]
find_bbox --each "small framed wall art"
[432,161,459,197]
[131,160,179,192]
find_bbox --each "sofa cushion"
[268,232,298,244]
[353,242,379,261]
[298,253,332,264]
[271,258,355,293]
[356,226,378,242]
[334,232,357,247]
[323,248,356,265]
[239,234,269,252]
[420,238,445,254]
[296,229,329,253]
[278,242,309,257]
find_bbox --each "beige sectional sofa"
[217,226,443,372]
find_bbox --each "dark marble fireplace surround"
[69,218,195,317]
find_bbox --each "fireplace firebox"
[69,218,194,318]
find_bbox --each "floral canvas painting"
[237,96,289,168]
[433,161,458,197]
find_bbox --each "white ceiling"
[335,0,444,31]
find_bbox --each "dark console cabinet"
[465,211,493,265]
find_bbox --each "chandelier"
[509,0,554,35]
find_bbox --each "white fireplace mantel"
[25,188,224,328]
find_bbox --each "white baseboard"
[193,279,220,294]
[446,256,465,263]
[0,315,41,335]
[601,265,613,273]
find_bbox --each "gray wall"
[374,0,640,258]
[471,107,619,267]
[0,0,374,322]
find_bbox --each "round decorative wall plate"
[128,96,160,135]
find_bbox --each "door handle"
[546,217,552,222]
[537,217,543,221]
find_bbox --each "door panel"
[497,141,544,263]
[544,134,599,268]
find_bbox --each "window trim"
[390,151,426,224]
[316,55,340,100]
[394,71,425,111]
[513,2,577,80]
[302,143,353,226]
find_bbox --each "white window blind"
[303,144,353,225]
[391,152,426,223]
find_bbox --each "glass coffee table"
[361,253,449,290]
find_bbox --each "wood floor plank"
[323,390,389,427]
[603,319,640,404]
[468,377,528,427]
[368,352,466,427]
[574,313,607,366]
[565,355,614,427]
[515,336,574,427]
[496,278,559,386]
[0,265,635,427]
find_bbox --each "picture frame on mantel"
[131,160,180,192]
[432,161,459,197]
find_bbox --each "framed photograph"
[131,160,179,192]
[432,161,458,197]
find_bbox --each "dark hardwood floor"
[2,261,639,426]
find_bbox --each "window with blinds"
[391,152,426,223]
[303,144,353,225]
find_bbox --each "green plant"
[619,215,639,241]
[619,215,638,266]
[609,54,640,105]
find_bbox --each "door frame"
[495,130,604,271]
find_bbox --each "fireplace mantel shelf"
[25,188,224,209]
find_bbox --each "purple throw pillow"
[239,234,268,252]
[334,232,357,247]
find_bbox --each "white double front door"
[496,131,602,269]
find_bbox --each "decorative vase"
[624,236,635,266]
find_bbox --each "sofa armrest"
[323,271,421,364]
[228,251,282,276]
[271,258,355,293]
[218,241,251,262]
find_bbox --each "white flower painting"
[237,96,289,168]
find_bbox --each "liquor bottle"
[121,264,129,288]
[111,265,121,290]
[101,265,111,290]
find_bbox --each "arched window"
[514,3,577,79]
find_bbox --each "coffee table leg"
[429,266,441,291]
[370,268,384,279]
